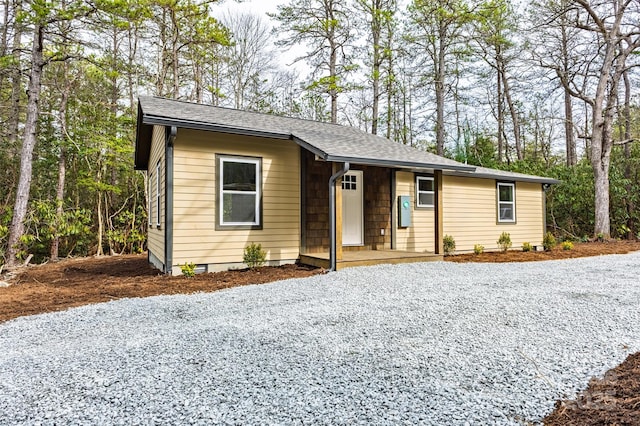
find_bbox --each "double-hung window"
[156,160,161,227]
[416,176,435,208]
[218,155,261,228]
[497,182,515,223]
[148,171,153,227]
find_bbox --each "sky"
[215,0,285,17]
[212,0,307,72]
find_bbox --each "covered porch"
[299,249,443,270]
[301,150,447,270]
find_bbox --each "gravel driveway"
[1,253,639,425]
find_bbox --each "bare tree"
[473,0,523,162]
[271,0,354,124]
[553,0,640,237]
[221,12,276,110]
[407,0,474,156]
[151,0,229,100]
[354,0,397,135]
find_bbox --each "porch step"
[299,250,443,270]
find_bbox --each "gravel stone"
[1,253,640,425]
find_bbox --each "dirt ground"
[2,240,640,424]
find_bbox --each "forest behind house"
[0,0,639,268]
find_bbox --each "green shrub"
[443,235,456,255]
[497,232,512,252]
[473,244,484,255]
[543,232,557,251]
[522,242,533,252]
[180,262,196,278]
[244,242,267,269]
[562,241,574,250]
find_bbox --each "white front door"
[342,170,364,246]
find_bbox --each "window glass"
[223,193,256,223]
[223,162,256,191]
[416,176,435,208]
[156,161,161,226]
[499,185,513,202]
[219,157,260,226]
[497,182,515,222]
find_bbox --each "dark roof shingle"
[135,97,558,184]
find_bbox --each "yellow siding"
[172,129,300,271]
[147,125,165,265]
[395,171,435,252]
[442,175,544,252]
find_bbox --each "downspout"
[164,126,176,274]
[329,162,350,271]
[390,169,396,250]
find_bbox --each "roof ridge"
[144,95,356,131]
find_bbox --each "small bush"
[596,232,605,242]
[543,232,556,251]
[522,242,533,252]
[244,242,267,269]
[180,262,196,278]
[497,232,512,252]
[443,235,456,255]
[473,244,484,255]
[562,241,574,250]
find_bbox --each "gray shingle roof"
[135,96,558,184]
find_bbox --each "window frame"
[148,171,153,227]
[497,181,516,223]
[216,155,263,230]
[156,160,161,227]
[415,175,435,209]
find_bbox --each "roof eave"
[142,115,291,140]
[447,170,560,185]
[324,155,476,172]
[134,102,151,170]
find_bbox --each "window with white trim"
[156,160,161,226]
[218,156,261,227]
[497,182,515,223]
[416,176,435,208]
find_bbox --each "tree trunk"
[501,68,522,160]
[496,57,504,164]
[6,23,45,267]
[370,0,381,135]
[51,64,71,261]
[0,0,8,57]
[7,0,22,156]
[592,152,610,238]
[434,23,446,156]
[172,10,179,99]
[329,40,338,123]
[564,88,576,166]
[622,70,633,239]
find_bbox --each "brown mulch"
[543,352,640,426]
[0,255,322,323]
[447,240,640,263]
[2,240,640,424]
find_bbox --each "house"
[134,96,558,274]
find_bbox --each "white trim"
[148,171,153,226]
[497,182,516,223]
[219,156,261,226]
[156,161,161,226]
[416,176,435,208]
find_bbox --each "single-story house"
[134,96,558,274]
